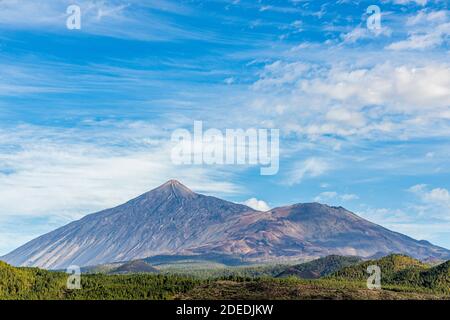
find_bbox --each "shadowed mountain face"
[2,180,449,269]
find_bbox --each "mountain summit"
[154,179,196,197]
[2,180,449,269]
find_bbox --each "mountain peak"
[161,179,191,189]
[161,179,185,187]
[154,179,195,198]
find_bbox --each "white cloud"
[358,207,411,225]
[403,184,450,242]
[386,22,450,50]
[0,0,207,41]
[258,5,302,14]
[406,10,448,26]
[286,158,330,186]
[387,10,449,51]
[313,191,338,202]
[425,188,450,203]
[341,193,359,201]
[357,205,450,248]
[409,184,450,206]
[243,198,271,211]
[341,26,392,44]
[314,191,359,203]
[253,61,310,89]
[382,222,450,248]
[391,0,428,6]
[300,63,450,110]
[224,77,235,85]
[0,122,243,220]
[325,108,366,127]
[250,54,450,142]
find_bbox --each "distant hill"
[329,254,450,293]
[111,260,159,274]
[392,260,450,292]
[2,180,450,269]
[143,253,248,267]
[276,255,362,279]
[330,254,428,281]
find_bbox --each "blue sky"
[0,0,449,254]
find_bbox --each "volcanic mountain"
[2,180,449,269]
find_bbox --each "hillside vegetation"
[330,254,428,280]
[176,278,448,300]
[159,264,291,279]
[276,255,362,279]
[110,260,159,274]
[329,254,449,293]
[0,261,66,299]
[1,255,449,300]
[0,261,201,300]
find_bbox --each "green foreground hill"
[276,255,362,279]
[329,254,450,293]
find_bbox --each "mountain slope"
[276,255,362,279]
[191,203,450,262]
[1,180,256,269]
[2,180,450,269]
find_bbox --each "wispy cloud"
[0,0,214,41]
[314,191,359,203]
[386,9,449,50]
[249,56,450,141]
[408,184,450,210]
[340,26,392,44]
[387,24,449,50]
[0,121,243,218]
[285,158,330,186]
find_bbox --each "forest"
[1,255,449,300]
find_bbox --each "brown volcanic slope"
[195,202,450,262]
[2,180,449,269]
